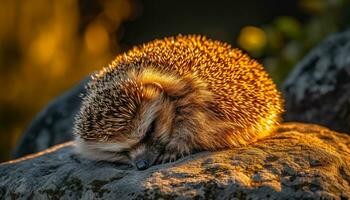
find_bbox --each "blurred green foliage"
[237,0,350,84]
[0,0,349,162]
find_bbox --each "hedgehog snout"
[135,159,149,170]
[130,144,162,170]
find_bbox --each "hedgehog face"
[74,76,175,170]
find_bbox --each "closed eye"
[112,149,130,161]
[118,149,130,156]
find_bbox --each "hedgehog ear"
[130,68,186,96]
[142,82,164,92]
[141,82,164,100]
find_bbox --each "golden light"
[0,0,135,162]
[103,0,133,22]
[28,29,58,66]
[84,22,110,56]
[238,26,267,53]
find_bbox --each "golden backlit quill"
[73,35,284,170]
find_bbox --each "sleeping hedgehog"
[73,35,284,170]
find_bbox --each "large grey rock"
[13,77,90,159]
[283,30,350,134]
[1,123,350,200]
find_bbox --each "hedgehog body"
[74,35,284,170]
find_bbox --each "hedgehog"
[73,35,284,170]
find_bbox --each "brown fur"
[73,35,284,170]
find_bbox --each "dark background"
[0,0,349,162]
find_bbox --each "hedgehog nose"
[135,159,149,170]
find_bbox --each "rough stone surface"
[13,77,90,159]
[2,123,350,200]
[283,30,350,134]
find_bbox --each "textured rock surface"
[1,123,350,200]
[283,30,350,134]
[13,77,90,159]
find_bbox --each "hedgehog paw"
[156,150,190,164]
[157,152,176,164]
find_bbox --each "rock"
[283,30,350,134]
[1,123,350,199]
[13,77,90,159]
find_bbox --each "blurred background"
[0,0,349,162]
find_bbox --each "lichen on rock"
[1,123,349,199]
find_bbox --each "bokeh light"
[238,26,267,54]
[0,0,136,161]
